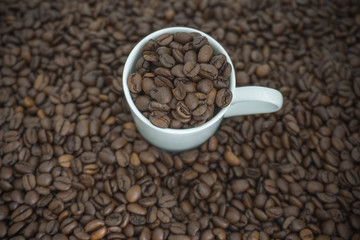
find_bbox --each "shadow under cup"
[123,27,237,152]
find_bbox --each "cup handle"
[224,86,283,118]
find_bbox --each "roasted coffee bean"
[215,88,232,108]
[159,54,176,68]
[54,176,72,191]
[157,33,173,46]
[198,45,213,63]
[231,179,249,193]
[157,208,172,223]
[183,61,200,78]
[193,35,209,49]
[74,227,91,240]
[128,73,143,94]
[11,205,32,222]
[184,51,197,63]
[126,185,142,203]
[199,63,218,80]
[58,154,74,168]
[128,203,147,215]
[85,219,105,232]
[22,174,36,191]
[149,111,171,128]
[158,195,177,208]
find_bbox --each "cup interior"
[123,27,236,134]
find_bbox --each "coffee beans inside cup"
[127,32,233,129]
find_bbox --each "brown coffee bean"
[85,219,105,232]
[184,50,197,63]
[127,203,147,215]
[22,174,36,191]
[74,227,91,240]
[183,61,200,78]
[128,73,143,93]
[256,64,271,78]
[54,176,72,191]
[199,63,218,80]
[264,179,278,194]
[150,86,172,104]
[58,154,74,168]
[306,181,324,194]
[321,219,335,235]
[157,33,173,46]
[91,226,107,240]
[197,79,213,94]
[216,88,232,108]
[11,205,32,222]
[158,195,177,208]
[198,45,213,63]
[152,227,165,240]
[231,179,249,193]
[174,32,193,44]
[193,35,209,49]
[159,54,176,68]
[126,185,142,203]
[265,207,283,219]
[157,208,172,223]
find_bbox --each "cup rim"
[123,27,236,134]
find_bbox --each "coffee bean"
[91,226,107,240]
[157,208,172,223]
[128,73,143,94]
[199,63,218,80]
[74,227,91,240]
[11,205,32,222]
[152,227,165,240]
[183,61,200,78]
[198,45,213,63]
[157,33,173,46]
[127,203,147,215]
[264,179,278,194]
[126,185,142,203]
[54,176,72,191]
[46,220,59,235]
[193,35,209,49]
[22,174,36,191]
[215,88,232,108]
[256,64,271,78]
[231,179,249,193]
[321,219,335,235]
[306,181,324,194]
[150,86,172,104]
[184,51,197,63]
[84,219,105,232]
[158,195,177,208]
[174,32,193,44]
[58,154,74,168]
[265,207,283,219]
[159,54,176,68]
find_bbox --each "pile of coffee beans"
[128,32,232,129]
[1,0,360,239]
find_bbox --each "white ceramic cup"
[123,27,283,152]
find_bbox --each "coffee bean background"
[0,0,360,239]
